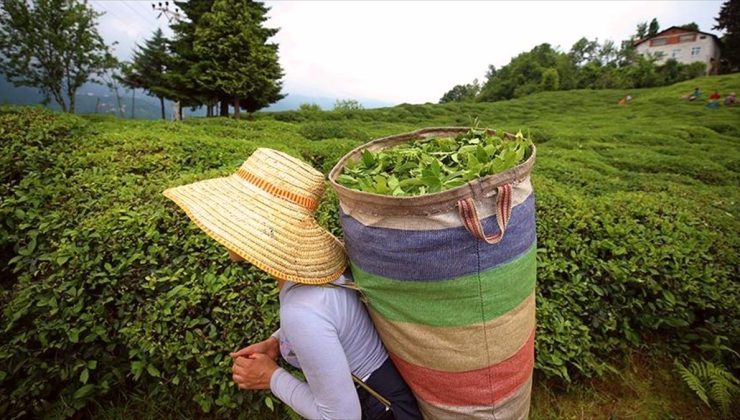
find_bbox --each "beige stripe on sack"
[369,292,535,372]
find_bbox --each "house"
[634,26,721,75]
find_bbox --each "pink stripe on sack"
[389,328,535,407]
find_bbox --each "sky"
[90,0,725,105]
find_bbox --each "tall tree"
[0,0,116,113]
[193,0,284,120]
[648,18,660,37]
[169,0,219,115]
[635,22,649,40]
[122,29,172,120]
[714,0,740,71]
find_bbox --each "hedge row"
[1,106,737,417]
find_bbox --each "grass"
[531,355,715,420]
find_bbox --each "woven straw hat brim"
[163,174,347,284]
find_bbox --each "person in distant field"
[684,87,701,101]
[617,94,632,105]
[724,92,736,106]
[706,91,722,109]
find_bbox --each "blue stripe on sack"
[341,194,536,281]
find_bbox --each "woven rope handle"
[457,184,513,245]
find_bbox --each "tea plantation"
[1,74,739,418]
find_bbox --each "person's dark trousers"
[357,357,423,420]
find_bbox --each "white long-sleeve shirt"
[269,274,388,420]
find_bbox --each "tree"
[478,43,561,101]
[714,0,740,71]
[569,37,600,66]
[648,18,660,37]
[169,0,217,115]
[0,0,116,113]
[680,22,700,32]
[334,99,364,111]
[122,29,173,120]
[541,68,559,91]
[439,79,480,103]
[193,0,284,120]
[635,22,649,40]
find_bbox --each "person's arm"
[270,304,361,420]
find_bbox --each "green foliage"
[674,359,740,416]
[1,73,739,416]
[121,29,172,120]
[714,0,740,72]
[333,99,364,111]
[439,80,480,103]
[298,103,322,113]
[473,28,713,103]
[192,0,284,119]
[0,0,116,113]
[541,69,560,91]
[337,129,532,196]
[297,121,370,143]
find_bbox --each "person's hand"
[230,336,279,361]
[231,353,279,390]
[227,250,244,262]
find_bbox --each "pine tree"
[193,0,284,119]
[714,0,740,71]
[0,0,116,113]
[122,29,172,120]
[168,0,218,115]
[648,18,660,37]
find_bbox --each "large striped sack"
[329,128,537,419]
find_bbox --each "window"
[679,34,695,43]
[691,47,701,56]
[655,51,667,59]
[672,49,681,58]
[651,38,668,46]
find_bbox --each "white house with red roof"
[634,26,721,75]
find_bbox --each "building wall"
[635,32,720,75]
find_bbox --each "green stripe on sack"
[351,244,537,327]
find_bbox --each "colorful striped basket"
[329,128,537,419]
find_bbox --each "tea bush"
[1,73,739,417]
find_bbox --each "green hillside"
[1,74,739,418]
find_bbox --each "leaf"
[361,149,375,167]
[146,364,161,378]
[131,361,145,380]
[264,396,275,411]
[80,368,89,384]
[73,384,95,400]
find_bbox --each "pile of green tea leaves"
[336,128,532,196]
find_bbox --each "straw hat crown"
[239,148,326,213]
[163,148,347,285]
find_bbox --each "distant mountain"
[0,77,394,118]
[265,93,393,111]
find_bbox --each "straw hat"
[163,148,347,284]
